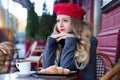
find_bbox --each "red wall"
[98,6,120,64]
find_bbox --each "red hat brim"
[54,3,86,20]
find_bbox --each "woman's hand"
[50,33,75,42]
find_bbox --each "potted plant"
[25,3,56,53]
[25,5,39,42]
[25,5,39,53]
[38,13,56,41]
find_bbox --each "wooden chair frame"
[96,51,114,80]
[0,48,11,74]
[101,64,120,80]
[0,41,17,73]
[97,51,113,68]
[24,41,45,71]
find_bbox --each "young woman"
[42,3,98,80]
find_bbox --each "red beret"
[54,3,86,20]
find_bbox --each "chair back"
[0,48,5,73]
[96,51,113,80]
[0,48,11,74]
[0,41,17,73]
[25,41,37,58]
[30,41,37,55]
[101,64,120,80]
[0,41,16,60]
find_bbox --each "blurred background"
[0,0,55,59]
[0,0,120,75]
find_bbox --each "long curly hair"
[52,17,92,69]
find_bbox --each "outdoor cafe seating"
[0,41,18,74]
[96,51,113,80]
[0,40,117,80]
[101,63,120,80]
[24,41,45,71]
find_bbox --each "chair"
[24,41,37,59]
[96,51,114,80]
[0,41,18,62]
[101,64,120,80]
[37,53,43,70]
[0,48,6,73]
[0,41,16,58]
[24,41,45,70]
[0,47,11,74]
[0,41,18,73]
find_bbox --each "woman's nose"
[58,22,63,27]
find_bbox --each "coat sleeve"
[60,37,78,71]
[80,36,98,80]
[42,37,57,68]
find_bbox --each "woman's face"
[56,15,73,33]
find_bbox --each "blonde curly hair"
[52,17,92,69]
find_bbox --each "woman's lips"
[60,29,65,32]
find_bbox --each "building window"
[102,0,112,7]
[102,0,120,13]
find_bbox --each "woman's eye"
[56,19,69,23]
[56,20,60,22]
[64,20,68,22]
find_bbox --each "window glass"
[102,0,112,6]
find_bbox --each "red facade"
[98,1,120,64]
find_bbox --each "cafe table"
[0,71,78,80]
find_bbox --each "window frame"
[102,0,120,13]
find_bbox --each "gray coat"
[42,36,98,80]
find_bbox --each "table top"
[24,56,40,62]
[0,71,78,80]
